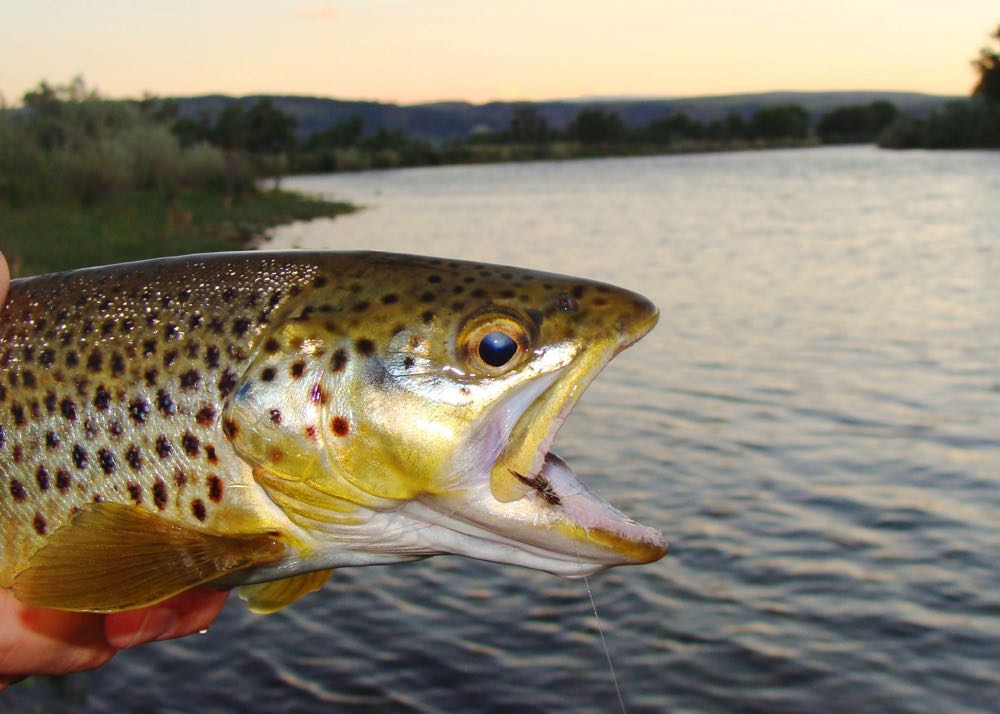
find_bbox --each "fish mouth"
[423,297,667,576]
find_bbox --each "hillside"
[174,91,953,142]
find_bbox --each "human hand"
[0,252,230,690]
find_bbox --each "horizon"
[2,1,997,106]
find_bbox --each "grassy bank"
[0,188,356,277]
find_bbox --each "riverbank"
[0,188,356,277]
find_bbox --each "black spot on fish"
[269,408,282,425]
[290,361,306,379]
[153,478,168,510]
[205,345,221,369]
[232,318,251,337]
[72,444,88,469]
[46,431,60,449]
[126,445,143,471]
[60,398,77,422]
[145,368,159,386]
[355,339,375,357]
[421,310,435,324]
[11,403,25,427]
[121,318,135,334]
[65,350,79,367]
[87,350,103,373]
[56,469,71,493]
[191,499,207,521]
[163,350,178,367]
[196,406,216,426]
[10,479,26,501]
[12,445,23,463]
[127,482,143,504]
[182,432,200,456]
[98,448,115,474]
[419,292,436,303]
[39,349,55,368]
[261,367,276,382]
[101,319,115,336]
[189,314,204,330]
[572,285,586,299]
[108,421,124,438]
[263,338,280,354]
[207,475,223,503]
[156,436,172,459]
[403,356,415,370]
[22,371,36,389]
[164,324,179,341]
[205,445,218,464]
[129,398,150,424]
[331,349,348,372]
[428,274,442,284]
[143,340,157,357]
[93,385,111,411]
[157,389,176,416]
[313,276,328,288]
[33,512,47,536]
[179,288,192,303]
[0,424,5,448]
[382,293,399,305]
[36,465,50,491]
[218,370,237,398]
[222,418,239,439]
[110,352,126,377]
[331,416,349,436]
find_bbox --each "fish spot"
[180,370,201,390]
[93,385,111,411]
[157,389,176,416]
[403,356,415,370]
[261,367,276,382]
[33,512,47,536]
[121,318,135,333]
[205,445,218,464]
[222,418,239,439]
[205,345,221,369]
[331,416,349,437]
[182,432,201,456]
[331,349,348,372]
[313,276,328,288]
[36,465,50,491]
[290,361,306,379]
[46,431,60,449]
[268,448,284,463]
[56,469,71,493]
[39,349,55,368]
[196,406,217,426]
[109,421,124,438]
[22,371,36,389]
[207,475,223,503]
[269,408,282,425]
[156,436,172,459]
[355,339,375,357]
[153,478,168,510]
[218,370,237,398]
[189,314,204,330]
[263,338,280,354]
[572,285,586,299]
[143,340,157,357]
[556,294,579,312]
[174,470,188,488]
[232,318,251,337]
[421,310,435,324]
[428,274,442,284]
[87,350,103,372]
[72,444,89,469]
[98,448,116,474]
[10,479,26,501]
[12,444,23,463]
[110,352,126,376]
[126,445,143,471]
[11,403,26,426]
[127,482,143,504]
[60,398,78,422]
[164,323,179,341]
[382,293,399,305]
[471,288,486,298]
[304,425,318,440]
[144,369,159,386]
[163,350,178,367]
[65,350,79,367]
[419,292,436,303]
[191,499,207,521]
[352,301,370,312]
[129,398,150,424]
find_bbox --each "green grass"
[0,188,356,277]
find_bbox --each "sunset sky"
[2,1,997,105]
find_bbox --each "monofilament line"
[583,572,626,714]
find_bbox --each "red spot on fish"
[331,417,349,437]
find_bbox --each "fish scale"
[0,251,665,614]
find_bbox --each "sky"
[1,1,998,105]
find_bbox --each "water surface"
[10,146,999,713]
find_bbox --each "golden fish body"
[0,251,664,613]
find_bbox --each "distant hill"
[173,91,954,142]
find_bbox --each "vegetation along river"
[9,145,999,713]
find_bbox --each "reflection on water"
[9,146,1000,713]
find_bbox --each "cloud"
[297,3,336,21]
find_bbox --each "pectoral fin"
[11,503,285,613]
[239,569,334,614]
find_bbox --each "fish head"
[227,254,666,577]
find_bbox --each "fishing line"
[576,552,627,714]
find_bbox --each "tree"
[646,112,703,144]
[816,101,899,144]
[750,104,810,140]
[245,99,297,155]
[972,23,1000,102]
[568,108,626,144]
[508,106,549,143]
[305,115,364,150]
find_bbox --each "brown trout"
[0,251,665,614]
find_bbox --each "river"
[8,145,999,713]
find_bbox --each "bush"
[121,123,182,192]
[0,115,52,207]
[178,142,226,189]
[53,139,132,205]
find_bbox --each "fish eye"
[478,331,518,367]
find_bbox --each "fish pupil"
[478,332,517,367]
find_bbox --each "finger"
[0,589,116,677]
[0,251,9,306]
[105,588,230,649]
